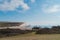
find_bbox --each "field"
[0,33,60,40]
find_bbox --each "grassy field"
[0,33,60,40]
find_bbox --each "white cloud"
[21,3,30,10]
[42,4,60,13]
[0,0,30,11]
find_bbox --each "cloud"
[0,0,31,12]
[42,4,60,13]
[42,0,60,13]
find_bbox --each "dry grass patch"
[0,33,60,40]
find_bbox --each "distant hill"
[0,22,24,27]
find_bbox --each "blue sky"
[0,0,60,26]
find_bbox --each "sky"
[0,0,60,26]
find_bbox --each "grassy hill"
[0,33,60,40]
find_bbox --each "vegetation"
[0,23,60,40]
[0,25,60,37]
[35,26,60,34]
[0,33,60,40]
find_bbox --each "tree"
[32,26,40,29]
[36,27,50,34]
[32,25,41,32]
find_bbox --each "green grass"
[0,33,60,40]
